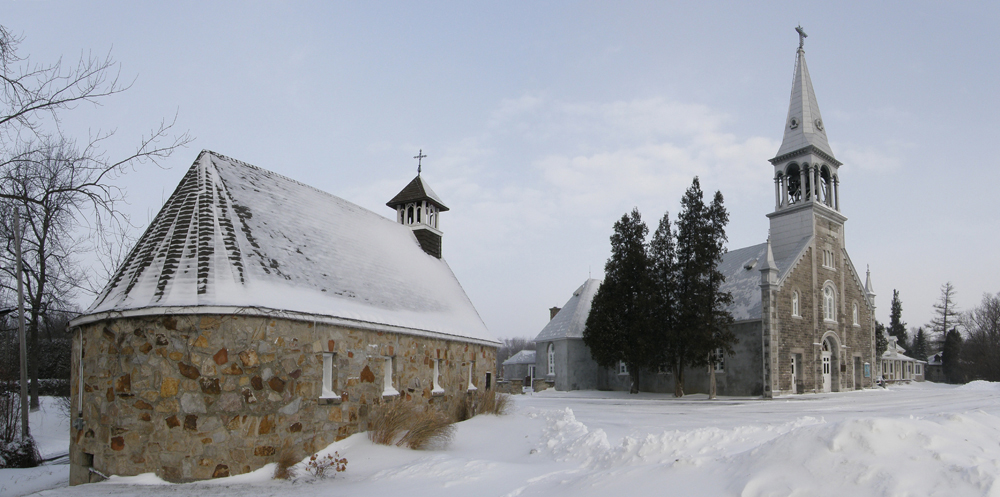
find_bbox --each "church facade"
[68,151,497,484]
[535,32,877,397]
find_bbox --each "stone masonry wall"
[69,313,497,484]
[772,215,874,395]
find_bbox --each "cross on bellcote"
[795,25,808,50]
[414,149,427,175]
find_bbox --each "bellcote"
[387,151,449,259]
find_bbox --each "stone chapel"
[534,29,877,397]
[68,150,497,484]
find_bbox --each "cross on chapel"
[414,149,427,175]
[795,25,808,50]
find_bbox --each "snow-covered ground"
[9,382,1000,496]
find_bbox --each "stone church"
[68,150,498,483]
[535,31,877,397]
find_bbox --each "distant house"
[880,335,925,383]
[501,349,536,384]
[534,35,878,397]
[68,151,497,484]
[925,352,946,383]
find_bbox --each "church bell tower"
[767,26,847,262]
[386,150,449,259]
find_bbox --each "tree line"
[879,282,1000,384]
[583,177,735,397]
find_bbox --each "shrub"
[305,451,347,479]
[0,436,39,469]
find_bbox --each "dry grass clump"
[368,400,456,450]
[368,400,415,446]
[456,389,512,420]
[475,388,511,416]
[397,409,455,450]
[272,451,299,480]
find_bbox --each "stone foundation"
[70,313,496,484]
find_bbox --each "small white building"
[880,335,925,383]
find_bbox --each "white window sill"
[431,387,445,397]
[318,396,342,405]
[382,387,400,398]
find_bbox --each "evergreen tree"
[930,283,960,348]
[583,208,654,394]
[941,328,964,384]
[888,289,908,349]
[875,321,888,363]
[648,211,676,377]
[911,327,929,362]
[671,178,736,398]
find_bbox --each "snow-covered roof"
[75,150,495,345]
[503,350,536,365]
[534,279,601,341]
[718,237,809,321]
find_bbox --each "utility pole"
[14,208,29,441]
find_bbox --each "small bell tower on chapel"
[387,149,450,259]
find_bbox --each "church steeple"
[766,27,847,262]
[387,150,449,259]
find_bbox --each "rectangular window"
[431,359,444,395]
[467,361,478,391]
[712,348,725,373]
[321,352,337,398]
[618,361,628,375]
[383,357,399,397]
[916,364,922,375]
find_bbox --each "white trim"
[68,305,500,347]
[382,357,399,397]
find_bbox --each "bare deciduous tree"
[962,292,1000,381]
[1,25,190,412]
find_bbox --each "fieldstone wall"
[69,313,497,484]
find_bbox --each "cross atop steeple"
[795,25,808,50]
[414,149,427,175]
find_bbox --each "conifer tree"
[942,328,964,384]
[671,178,735,398]
[911,327,929,362]
[648,211,676,377]
[583,208,654,394]
[875,321,888,362]
[930,283,960,348]
[888,290,908,349]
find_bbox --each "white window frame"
[321,352,337,398]
[792,291,800,317]
[467,361,478,391]
[382,357,399,397]
[547,343,555,376]
[852,303,859,326]
[431,358,444,395]
[618,361,628,375]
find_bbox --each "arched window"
[792,291,800,317]
[547,343,555,376]
[852,303,859,326]
[824,284,836,321]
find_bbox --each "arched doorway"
[821,334,840,392]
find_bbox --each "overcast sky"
[7,2,999,340]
